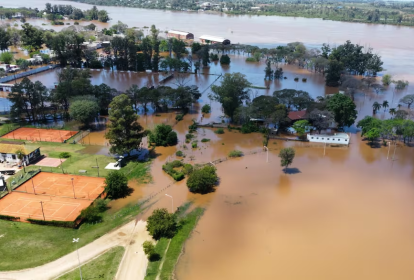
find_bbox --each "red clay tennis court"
[0,172,105,222]
[2,128,78,143]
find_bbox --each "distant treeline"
[0,4,109,22]
[68,0,414,26]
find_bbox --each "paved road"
[0,220,151,280]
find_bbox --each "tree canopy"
[146,208,177,240]
[104,171,129,199]
[326,93,357,128]
[105,94,146,155]
[186,165,218,194]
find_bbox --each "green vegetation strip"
[0,197,142,271]
[57,246,125,280]
[145,207,204,280]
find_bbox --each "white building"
[307,133,350,145]
[0,144,41,165]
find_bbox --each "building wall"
[307,134,349,145]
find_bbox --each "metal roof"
[199,35,228,42]
[168,30,192,36]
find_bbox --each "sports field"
[0,172,105,222]
[2,128,78,142]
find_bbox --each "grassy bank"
[144,207,204,280]
[57,246,125,280]
[0,202,142,271]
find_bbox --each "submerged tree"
[278,147,295,172]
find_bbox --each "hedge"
[0,214,20,221]
[26,218,76,228]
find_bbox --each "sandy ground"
[0,220,151,280]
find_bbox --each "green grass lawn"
[0,123,19,137]
[0,202,141,271]
[144,207,204,280]
[57,246,125,280]
[6,142,151,191]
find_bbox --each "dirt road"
[0,220,151,280]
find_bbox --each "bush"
[162,161,185,181]
[186,133,194,140]
[192,142,197,148]
[294,77,299,81]
[228,150,243,157]
[149,124,178,146]
[183,164,193,175]
[201,138,210,142]
[241,122,260,134]
[0,214,20,221]
[80,206,101,223]
[59,152,71,158]
[185,139,190,143]
[188,121,197,131]
[26,218,75,228]
[104,171,129,199]
[187,165,218,194]
[142,241,160,261]
[94,198,108,212]
[246,57,257,62]
[176,150,184,157]
[74,21,79,25]
[167,131,178,145]
[146,208,177,240]
[175,114,183,121]
[215,128,224,134]
[220,54,231,65]
[201,104,211,114]
[302,78,307,82]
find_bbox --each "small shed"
[199,35,231,45]
[0,144,41,165]
[167,30,194,40]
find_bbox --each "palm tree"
[389,108,396,118]
[382,100,389,112]
[15,148,26,172]
[372,102,381,115]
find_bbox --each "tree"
[97,10,109,22]
[357,116,382,136]
[105,94,146,156]
[393,80,409,90]
[21,23,44,51]
[93,84,116,115]
[292,120,310,139]
[146,208,177,240]
[172,38,186,59]
[211,73,251,121]
[191,42,201,54]
[0,28,11,51]
[201,104,211,114]
[126,85,152,113]
[372,101,381,114]
[340,75,361,101]
[382,74,392,86]
[399,94,414,109]
[382,100,389,112]
[0,52,13,64]
[148,124,177,146]
[15,148,26,172]
[264,60,274,80]
[186,165,218,194]
[104,171,129,199]
[325,60,343,87]
[389,108,396,118]
[309,109,334,133]
[172,85,201,111]
[69,96,100,127]
[278,147,295,172]
[365,128,380,146]
[326,93,357,128]
[142,241,159,261]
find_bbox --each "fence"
[0,65,59,83]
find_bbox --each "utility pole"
[73,238,83,280]
[40,201,45,220]
[392,141,397,160]
[71,178,75,199]
[96,158,100,177]
[263,146,268,163]
[165,194,173,213]
[387,141,391,159]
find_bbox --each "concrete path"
[0,220,151,280]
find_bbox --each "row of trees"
[358,116,414,145]
[211,72,358,129]
[44,3,109,22]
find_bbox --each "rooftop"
[0,144,38,155]
[199,35,228,42]
[168,30,192,36]
[310,133,350,139]
[288,110,307,121]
